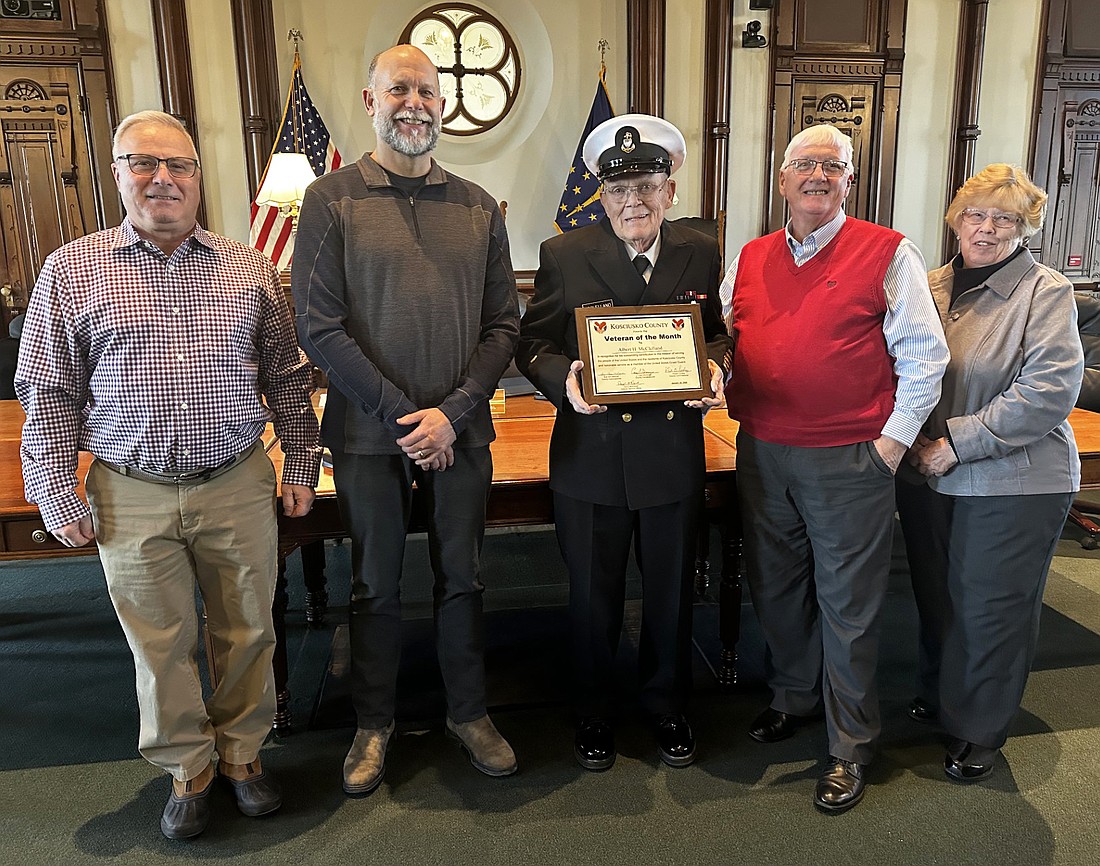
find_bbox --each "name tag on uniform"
[582,299,614,308]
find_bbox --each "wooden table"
[5,398,1098,730]
[266,394,744,731]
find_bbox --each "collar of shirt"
[785,210,846,267]
[111,216,215,255]
[622,231,662,269]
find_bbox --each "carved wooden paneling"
[149,0,206,227]
[943,0,988,262]
[627,0,664,115]
[764,0,907,233]
[1031,0,1100,285]
[701,0,733,220]
[231,0,280,200]
[0,62,101,305]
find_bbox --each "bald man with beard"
[292,45,521,796]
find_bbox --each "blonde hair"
[946,164,1046,239]
[783,123,854,167]
[112,110,195,157]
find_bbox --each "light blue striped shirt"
[719,211,948,446]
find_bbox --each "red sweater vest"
[727,218,903,447]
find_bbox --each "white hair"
[783,123,853,166]
[112,110,195,157]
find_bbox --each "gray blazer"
[925,249,1083,496]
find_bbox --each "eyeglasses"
[782,158,849,178]
[115,154,200,178]
[960,208,1019,229]
[602,180,668,203]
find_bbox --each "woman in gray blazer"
[896,164,1084,782]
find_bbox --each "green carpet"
[1,524,1098,866]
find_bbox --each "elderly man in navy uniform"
[518,115,732,770]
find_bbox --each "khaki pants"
[86,445,278,781]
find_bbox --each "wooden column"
[943,0,989,262]
[149,0,206,225]
[627,0,665,115]
[701,0,734,220]
[231,0,280,200]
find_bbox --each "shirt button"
[176,353,185,361]
[622,413,632,422]
[949,312,960,321]
[172,307,180,314]
[666,410,675,420]
[180,402,188,410]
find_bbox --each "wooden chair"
[1069,292,1100,548]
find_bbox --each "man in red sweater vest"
[720,124,947,813]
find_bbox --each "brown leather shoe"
[446,715,517,777]
[343,721,395,796]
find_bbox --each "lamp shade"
[255,152,318,207]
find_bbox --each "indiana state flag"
[554,68,614,233]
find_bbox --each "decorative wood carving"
[0,0,119,305]
[149,0,206,226]
[231,0,280,200]
[701,0,733,221]
[627,0,664,115]
[764,0,908,234]
[1031,0,1100,287]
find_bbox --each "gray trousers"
[897,483,1072,750]
[736,432,896,765]
[331,446,492,728]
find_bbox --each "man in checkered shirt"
[15,110,321,840]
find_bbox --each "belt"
[98,444,256,486]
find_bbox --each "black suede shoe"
[944,742,996,783]
[748,707,819,743]
[814,757,866,813]
[907,697,938,723]
[224,768,282,816]
[655,714,696,768]
[160,775,215,840]
[574,717,615,771]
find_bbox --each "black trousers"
[736,432,896,765]
[553,491,698,718]
[897,482,1072,750]
[331,446,492,728]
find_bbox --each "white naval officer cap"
[582,113,687,181]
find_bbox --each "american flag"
[250,52,342,270]
[554,67,614,234]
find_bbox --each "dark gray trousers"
[331,446,492,728]
[736,432,896,765]
[897,484,1072,750]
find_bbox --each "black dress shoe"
[907,697,938,723]
[944,742,996,783]
[814,757,866,813]
[160,775,215,840]
[574,717,615,771]
[655,714,696,768]
[224,768,282,816]
[748,706,819,743]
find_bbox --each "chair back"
[1076,292,1100,412]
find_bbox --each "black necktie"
[633,255,650,278]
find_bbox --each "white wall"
[186,0,251,240]
[100,0,1044,271]
[893,0,960,263]
[101,0,161,117]
[273,0,628,267]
